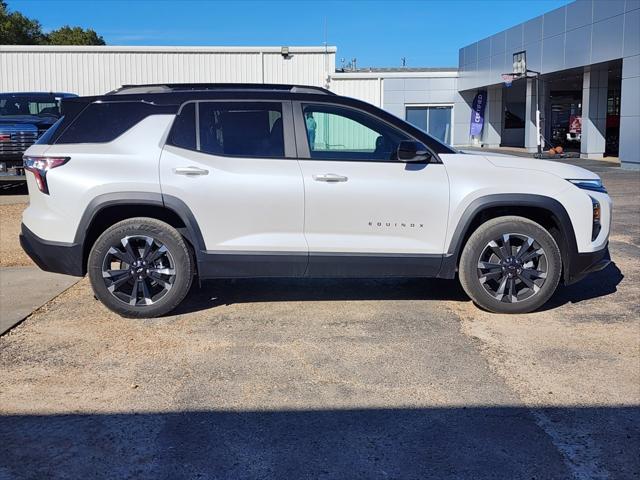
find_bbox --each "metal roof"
[0,45,337,53]
[339,67,458,73]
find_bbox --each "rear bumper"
[20,223,84,277]
[564,244,611,285]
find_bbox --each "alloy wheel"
[101,235,176,306]
[476,233,548,303]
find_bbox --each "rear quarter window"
[55,102,174,144]
[35,116,65,145]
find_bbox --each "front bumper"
[0,156,25,178]
[564,244,611,285]
[20,223,84,277]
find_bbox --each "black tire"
[459,216,562,314]
[88,217,194,318]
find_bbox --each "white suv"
[20,84,612,317]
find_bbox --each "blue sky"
[9,0,571,67]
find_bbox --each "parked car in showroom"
[0,92,76,181]
[20,83,611,317]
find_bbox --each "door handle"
[173,166,209,176]
[313,173,348,183]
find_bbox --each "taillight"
[23,156,70,194]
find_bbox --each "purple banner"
[469,90,487,137]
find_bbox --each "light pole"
[528,69,542,156]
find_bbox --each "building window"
[405,106,452,144]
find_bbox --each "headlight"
[567,178,607,193]
[591,197,601,240]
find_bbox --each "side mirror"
[397,140,432,162]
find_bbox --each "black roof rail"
[106,83,336,95]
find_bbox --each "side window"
[170,103,196,150]
[199,102,284,157]
[302,104,409,161]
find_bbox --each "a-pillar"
[581,65,608,159]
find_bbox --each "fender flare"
[74,192,207,259]
[438,193,578,282]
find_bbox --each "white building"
[0,45,336,95]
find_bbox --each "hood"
[484,155,600,180]
[459,149,513,157]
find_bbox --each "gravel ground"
[0,202,32,267]
[0,164,638,479]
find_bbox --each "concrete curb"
[0,266,80,335]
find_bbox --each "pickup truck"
[0,92,76,181]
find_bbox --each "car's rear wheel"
[88,217,194,318]
[459,216,562,314]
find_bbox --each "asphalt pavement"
[0,159,637,479]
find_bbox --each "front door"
[295,102,450,277]
[160,100,307,277]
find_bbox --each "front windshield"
[0,94,62,118]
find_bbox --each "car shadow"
[172,262,622,316]
[1,406,638,478]
[544,261,624,310]
[173,277,469,315]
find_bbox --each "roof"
[62,84,346,107]
[341,67,458,73]
[0,92,76,97]
[331,68,459,80]
[107,83,335,96]
[0,45,337,54]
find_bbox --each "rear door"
[294,101,450,277]
[160,100,307,277]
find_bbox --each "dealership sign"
[469,90,487,137]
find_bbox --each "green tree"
[0,0,46,44]
[46,26,105,45]
[0,1,105,45]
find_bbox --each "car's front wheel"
[459,216,562,314]
[88,217,194,318]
